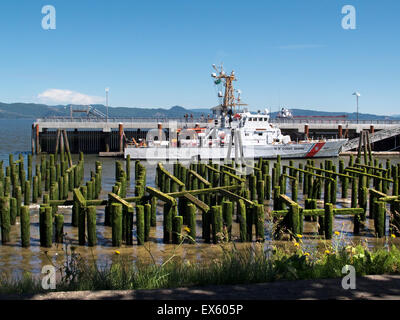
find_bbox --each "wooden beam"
[168,185,241,198]
[73,188,86,207]
[220,164,246,176]
[305,165,354,179]
[205,164,220,173]
[222,170,245,183]
[182,192,209,212]
[187,168,211,187]
[219,188,255,207]
[345,169,393,182]
[62,130,73,167]
[146,186,177,205]
[157,163,185,188]
[279,194,297,206]
[108,192,134,212]
[54,129,61,155]
[284,165,335,182]
[333,208,364,215]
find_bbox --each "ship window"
[264,118,268,121]
[245,133,249,136]
[186,136,190,140]
[154,136,159,141]
[258,133,263,136]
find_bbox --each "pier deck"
[31,117,400,154]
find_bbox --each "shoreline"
[2,275,399,300]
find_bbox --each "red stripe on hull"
[306,142,326,157]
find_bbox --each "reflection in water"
[0,150,399,278]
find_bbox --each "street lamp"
[352,92,361,124]
[105,87,109,122]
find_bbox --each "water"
[0,119,398,278]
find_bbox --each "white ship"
[124,65,347,160]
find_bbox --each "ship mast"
[211,64,247,116]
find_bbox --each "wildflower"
[184,226,191,233]
[334,231,340,236]
[114,250,121,255]
[391,234,396,239]
[304,252,310,256]
[297,234,303,238]
[325,250,330,254]
[294,242,300,247]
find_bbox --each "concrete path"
[2,275,400,300]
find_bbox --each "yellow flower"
[334,231,340,236]
[304,252,310,256]
[184,226,191,233]
[294,242,300,247]
[325,250,330,254]
[297,234,303,238]
[391,234,396,239]
[114,250,121,255]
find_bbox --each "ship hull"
[124,139,347,160]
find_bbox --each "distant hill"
[0,102,396,120]
[270,108,394,121]
[0,103,211,119]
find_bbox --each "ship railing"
[271,119,400,125]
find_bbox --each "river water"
[0,119,398,279]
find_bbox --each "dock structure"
[32,117,400,155]
[2,147,400,250]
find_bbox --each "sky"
[0,0,399,115]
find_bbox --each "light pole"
[352,92,361,124]
[105,87,109,122]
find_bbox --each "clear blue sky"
[0,0,399,115]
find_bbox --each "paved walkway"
[2,275,400,300]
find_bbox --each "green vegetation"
[1,233,400,295]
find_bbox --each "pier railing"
[34,117,211,124]
[270,119,400,125]
[35,117,400,125]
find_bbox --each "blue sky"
[0,0,399,115]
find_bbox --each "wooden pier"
[32,117,400,155]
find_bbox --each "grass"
[1,232,400,295]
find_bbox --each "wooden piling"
[87,206,97,246]
[172,215,183,244]
[24,180,31,206]
[112,203,122,247]
[222,200,233,240]
[43,206,53,248]
[187,203,196,244]
[238,199,247,242]
[0,197,10,243]
[255,203,265,242]
[135,204,144,245]
[10,197,17,225]
[20,205,30,247]
[54,214,64,243]
[324,203,333,239]
[374,201,385,238]
[163,203,174,244]
[212,205,223,244]
[144,203,151,242]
